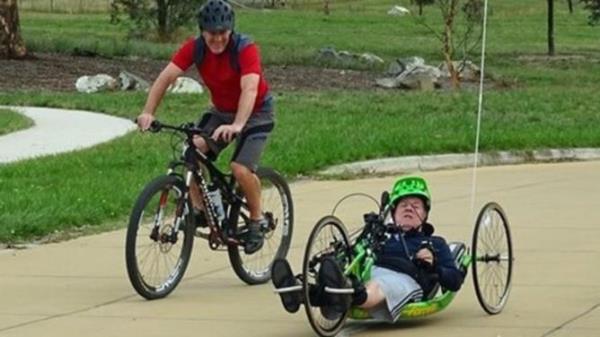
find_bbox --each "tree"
[111,0,204,42]
[548,0,555,55]
[0,0,27,59]
[323,0,330,15]
[413,0,485,89]
[581,0,600,25]
[414,0,435,16]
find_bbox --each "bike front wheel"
[125,175,195,299]
[303,216,351,337]
[228,167,294,285]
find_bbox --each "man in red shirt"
[137,0,274,254]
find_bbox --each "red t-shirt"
[171,37,270,113]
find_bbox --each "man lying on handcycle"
[271,175,465,322]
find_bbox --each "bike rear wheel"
[228,167,294,285]
[302,216,351,337]
[125,175,195,299]
[472,202,513,314]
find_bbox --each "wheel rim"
[134,185,188,292]
[472,203,513,314]
[236,175,291,280]
[303,217,350,337]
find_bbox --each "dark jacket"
[374,223,464,292]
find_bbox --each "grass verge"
[1,86,599,242]
[0,109,34,136]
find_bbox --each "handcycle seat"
[448,241,467,269]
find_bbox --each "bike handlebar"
[134,118,221,155]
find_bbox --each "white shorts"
[367,266,424,322]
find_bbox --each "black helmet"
[198,0,235,32]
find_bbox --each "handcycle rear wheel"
[125,175,195,300]
[228,167,294,285]
[472,202,513,314]
[302,215,351,337]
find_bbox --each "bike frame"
[155,122,248,249]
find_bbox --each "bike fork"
[150,177,188,243]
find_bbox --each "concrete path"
[0,106,136,164]
[1,161,599,337]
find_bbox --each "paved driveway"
[1,161,599,337]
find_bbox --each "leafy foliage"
[110,0,204,41]
[581,0,600,26]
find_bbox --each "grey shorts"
[196,105,274,172]
[367,266,424,322]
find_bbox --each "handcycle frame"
[296,193,513,337]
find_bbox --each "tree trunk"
[442,0,461,89]
[0,0,28,59]
[156,0,168,41]
[548,0,555,55]
[567,0,573,14]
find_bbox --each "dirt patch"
[516,53,590,62]
[0,52,380,92]
[0,53,508,93]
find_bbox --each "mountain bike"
[126,120,294,299]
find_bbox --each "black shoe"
[271,259,302,313]
[243,218,266,254]
[318,257,351,320]
[350,275,368,306]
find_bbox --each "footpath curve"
[0,106,136,164]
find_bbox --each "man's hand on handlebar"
[415,248,434,266]
[211,123,243,143]
[136,112,155,131]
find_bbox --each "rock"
[457,60,481,81]
[359,53,385,65]
[118,71,150,91]
[388,56,425,76]
[400,72,436,91]
[375,77,398,89]
[398,65,441,89]
[317,47,384,68]
[317,47,342,63]
[168,77,204,94]
[337,50,356,64]
[438,60,481,80]
[377,57,441,89]
[388,5,410,16]
[75,74,118,93]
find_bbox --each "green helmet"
[389,175,431,211]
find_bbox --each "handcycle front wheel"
[472,202,513,314]
[302,215,351,337]
[125,175,195,300]
[228,167,294,285]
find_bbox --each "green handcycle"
[290,192,513,337]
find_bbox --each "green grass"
[1,84,600,242]
[20,1,600,65]
[0,109,34,136]
[19,0,112,13]
[2,0,599,242]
